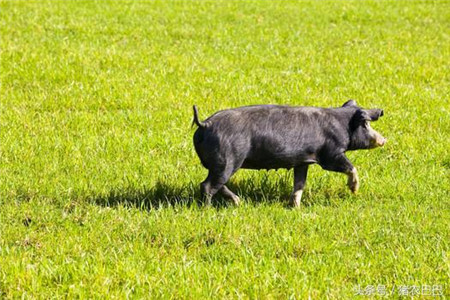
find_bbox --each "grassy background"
[1,0,449,298]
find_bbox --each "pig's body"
[193,101,386,207]
[195,105,353,170]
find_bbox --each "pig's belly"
[241,154,317,170]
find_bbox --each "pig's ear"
[342,99,357,107]
[350,109,370,129]
[365,109,384,121]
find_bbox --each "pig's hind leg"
[319,154,359,193]
[220,185,240,206]
[291,165,309,208]
[200,163,241,206]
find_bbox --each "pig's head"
[343,100,386,150]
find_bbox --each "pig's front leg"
[319,153,359,194]
[291,165,309,208]
[345,167,359,193]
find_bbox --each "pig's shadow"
[94,181,196,209]
[93,178,299,209]
[227,177,292,205]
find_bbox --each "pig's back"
[205,105,325,137]
[203,105,327,169]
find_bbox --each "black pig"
[192,100,386,207]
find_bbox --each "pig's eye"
[363,121,370,129]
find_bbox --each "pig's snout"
[371,133,386,148]
[365,122,386,148]
[377,136,387,147]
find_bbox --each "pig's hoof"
[203,198,212,207]
[348,181,359,194]
[290,190,303,208]
[290,202,301,209]
[232,196,241,206]
[346,168,359,194]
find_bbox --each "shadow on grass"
[93,181,197,210]
[93,177,293,210]
[227,176,292,205]
[93,175,347,210]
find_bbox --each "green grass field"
[1,0,449,298]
